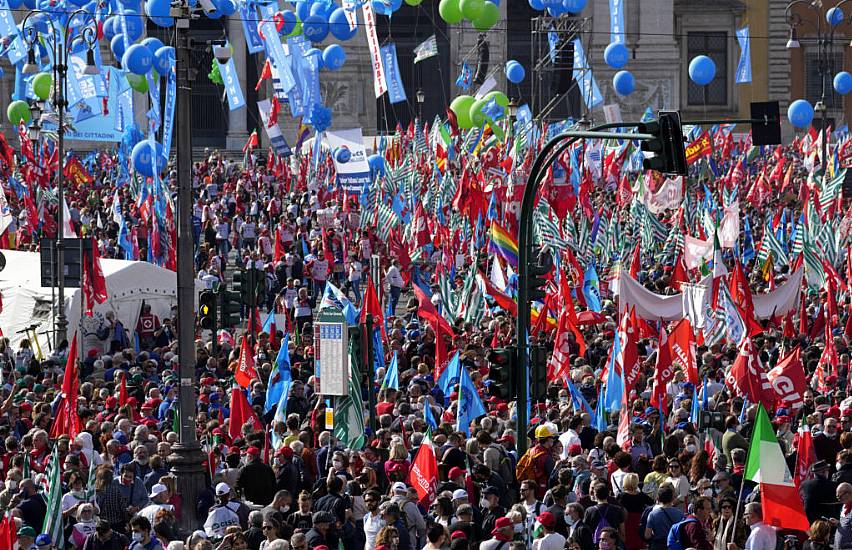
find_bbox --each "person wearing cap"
[236,445,276,506]
[478,485,506,541]
[518,424,557,500]
[532,511,565,550]
[801,459,839,522]
[390,481,426,548]
[306,510,340,550]
[203,483,241,540]
[137,483,174,525]
[479,516,513,550]
[438,466,467,494]
[17,525,37,550]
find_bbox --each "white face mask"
[332,460,343,470]
[686,444,697,453]
[5,480,15,491]
[565,515,576,527]
[131,532,143,542]
[513,523,524,533]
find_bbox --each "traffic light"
[486,347,515,400]
[198,290,218,331]
[252,268,267,307]
[527,247,553,303]
[639,110,687,176]
[232,268,248,306]
[220,289,242,328]
[233,268,266,307]
[529,345,549,402]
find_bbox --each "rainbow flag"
[489,221,518,268]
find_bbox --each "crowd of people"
[0,117,850,550]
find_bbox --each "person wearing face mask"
[128,516,163,550]
[62,471,98,520]
[236,446,277,506]
[565,502,592,550]
[70,503,99,549]
[478,486,506,542]
[262,489,293,529]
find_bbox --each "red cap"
[246,446,261,456]
[492,517,512,534]
[19,402,32,412]
[537,511,556,528]
[450,531,467,540]
[497,434,514,445]
[496,403,509,413]
[105,396,118,408]
[143,419,159,428]
[276,446,294,458]
[200,377,215,386]
[126,397,138,405]
[448,467,466,480]
[228,446,241,455]
[212,428,224,436]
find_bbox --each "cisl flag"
[235,336,259,388]
[408,430,438,506]
[745,405,810,531]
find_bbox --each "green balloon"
[459,0,484,20]
[473,1,498,30]
[6,100,30,125]
[32,73,52,101]
[450,95,475,129]
[287,19,302,37]
[484,90,509,108]
[469,98,489,127]
[404,0,422,5]
[439,0,463,24]
[126,73,149,93]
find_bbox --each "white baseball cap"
[391,482,407,494]
[215,482,231,496]
[149,483,168,499]
[452,489,468,500]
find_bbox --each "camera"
[213,45,231,65]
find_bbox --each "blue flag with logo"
[456,60,473,90]
[582,261,602,312]
[603,333,624,412]
[437,351,461,403]
[266,334,292,416]
[382,351,399,390]
[572,38,603,110]
[456,362,486,436]
[381,43,407,104]
[735,26,752,84]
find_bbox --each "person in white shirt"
[727,501,775,550]
[362,490,385,550]
[310,252,329,302]
[384,259,405,313]
[347,255,362,304]
[532,511,566,550]
[138,484,175,525]
[664,458,691,512]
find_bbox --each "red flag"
[243,130,259,153]
[234,337,258,388]
[767,347,806,411]
[228,385,261,441]
[50,332,81,439]
[476,271,517,316]
[725,337,776,411]
[794,424,816,490]
[119,372,128,407]
[360,276,386,340]
[268,96,281,128]
[0,513,16,549]
[412,285,454,338]
[629,243,641,278]
[651,319,694,412]
[255,59,271,91]
[90,238,107,303]
[408,434,438,506]
[273,228,287,263]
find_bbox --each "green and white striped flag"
[333,344,365,451]
[764,221,790,266]
[803,241,826,289]
[42,453,64,549]
[533,198,567,254]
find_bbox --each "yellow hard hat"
[535,424,555,439]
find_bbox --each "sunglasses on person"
[720,504,732,510]
[262,525,274,531]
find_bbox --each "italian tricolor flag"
[744,405,810,532]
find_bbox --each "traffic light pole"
[515,128,652,455]
[168,3,207,533]
[365,314,378,435]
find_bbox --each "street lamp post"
[785,0,852,172]
[21,9,98,349]
[416,88,425,120]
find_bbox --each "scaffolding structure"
[531,16,593,122]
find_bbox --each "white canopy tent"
[0,250,202,355]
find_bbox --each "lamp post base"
[168,443,207,534]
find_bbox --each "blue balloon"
[22,0,36,9]
[123,43,153,75]
[604,42,629,69]
[310,1,331,17]
[613,70,635,96]
[546,5,564,16]
[787,99,814,128]
[688,55,716,86]
[372,0,401,15]
[122,10,145,41]
[368,154,385,177]
[827,6,844,26]
[111,34,128,60]
[529,0,544,10]
[280,10,298,35]
[142,37,165,59]
[296,0,310,21]
[835,71,852,95]
[562,0,586,11]
[306,47,324,69]
[303,14,329,42]
[328,8,356,40]
[322,44,346,70]
[153,46,174,75]
[131,141,165,178]
[103,17,118,39]
[505,60,525,84]
[145,0,173,27]
[7,0,23,9]
[217,0,236,16]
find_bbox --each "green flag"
[42,453,64,549]
[333,342,365,450]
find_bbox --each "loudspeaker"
[751,101,781,146]
[552,38,575,94]
[472,34,490,86]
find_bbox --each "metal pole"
[55,37,67,348]
[168,4,206,534]
[365,313,377,435]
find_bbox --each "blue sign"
[241,2,265,54]
[380,43,406,104]
[219,53,246,110]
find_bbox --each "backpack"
[592,505,611,544]
[515,448,545,482]
[638,506,653,542]
[666,517,697,550]
[490,444,515,484]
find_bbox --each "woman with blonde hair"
[384,442,411,481]
[617,473,653,550]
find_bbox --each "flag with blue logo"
[566,377,594,417]
[437,351,461,403]
[603,333,624,412]
[424,401,438,429]
[319,281,359,325]
[582,261,602,312]
[382,351,399,390]
[456,362,486,436]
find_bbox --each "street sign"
[316,309,348,396]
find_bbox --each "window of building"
[686,32,727,106]
[805,50,842,109]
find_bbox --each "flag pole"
[730,404,758,544]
